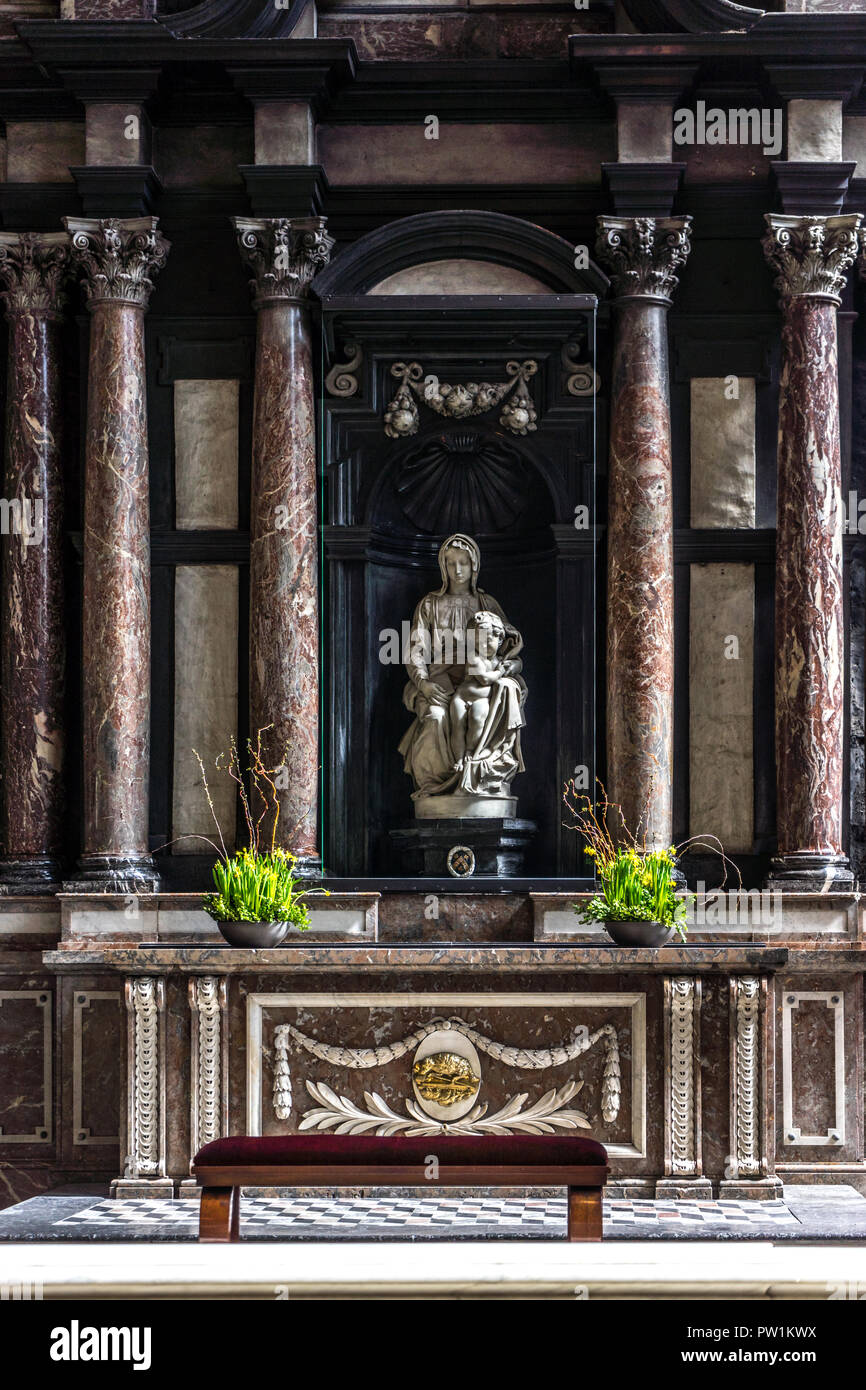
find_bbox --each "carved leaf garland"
[299,1078,590,1136]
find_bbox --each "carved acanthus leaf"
[233,216,334,305]
[596,215,692,302]
[65,217,169,309]
[763,215,861,305]
[0,232,72,318]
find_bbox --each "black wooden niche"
[319,298,603,878]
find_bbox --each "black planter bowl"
[213,920,291,948]
[603,919,676,947]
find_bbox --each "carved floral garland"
[384,360,538,438]
[273,1015,621,1133]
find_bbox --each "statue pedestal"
[413,793,517,819]
[389,818,536,878]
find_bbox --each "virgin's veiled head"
[435,532,481,595]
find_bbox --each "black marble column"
[233,217,333,873]
[596,215,692,850]
[64,217,169,891]
[0,233,71,892]
[763,214,861,889]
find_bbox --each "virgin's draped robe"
[399,587,526,802]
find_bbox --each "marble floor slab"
[0,1187,864,1243]
[3,1236,866,1300]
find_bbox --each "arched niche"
[318,210,602,879]
[314,209,609,300]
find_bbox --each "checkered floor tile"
[54,1195,800,1232]
[606,1199,798,1228]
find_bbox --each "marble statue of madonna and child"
[398,533,528,819]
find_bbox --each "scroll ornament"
[324,340,363,397]
[273,1015,621,1132]
[384,360,538,438]
[561,340,600,396]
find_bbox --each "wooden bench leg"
[567,1186,603,1242]
[199,1186,240,1243]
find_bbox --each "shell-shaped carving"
[396,432,528,534]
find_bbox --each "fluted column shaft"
[0,234,70,890]
[596,216,692,848]
[234,217,333,869]
[65,217,169,890]
[763,214,860,888]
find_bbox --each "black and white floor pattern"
[53,1195,800,1233]
[1,1186,864,1241]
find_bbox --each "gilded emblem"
[412,1052,480,1107]
[446,844,476,878]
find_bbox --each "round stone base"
[63,854,159,894]
[765,852,854,892]
[0,856,63,894]
[291,853,323,880]
[414,793,518,821]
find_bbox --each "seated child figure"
[450,610,507,766]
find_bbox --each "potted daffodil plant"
[564,781,733,947]
[193,727,327,947]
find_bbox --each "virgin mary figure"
[398,533,527,815]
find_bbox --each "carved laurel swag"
[384,360,538,438]
[233,216,334,304]
[596,215,693,302]
[125,978,163,1178]
[0,232,72,318]
[300,1078,590,1137]
[762,214,862,305]
[669,978,697,1175]
[730,977,761,1178]
[64,217,169,309]
[190,978,224,1152]
[273,1015,621,1125]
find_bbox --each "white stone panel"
[787,99,843,162]
[172,566,239,855]
[174,380,239,530]
[617,103,672,162]
[690,377,756,529]
[689,564,755,854]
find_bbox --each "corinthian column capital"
[64,216,170,310]
[233,216,334,306]
[0,232,72,320]
[762,214,861,306]
[596,215,692,303]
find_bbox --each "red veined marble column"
[233,217,333,872]
[65,216,169,890]
[762,213,861,889]
[596,216,692,849]
[0,233,71,892]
